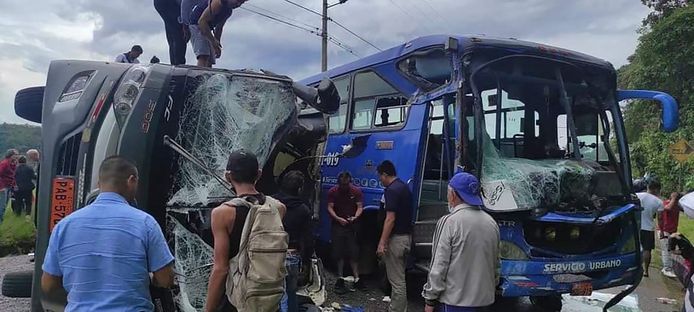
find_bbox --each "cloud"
[0,0,651,123]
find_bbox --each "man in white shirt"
[114,45,143,64]
[637,180,664,277]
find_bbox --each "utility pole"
[320,0,347,72]
[321,0,328,72]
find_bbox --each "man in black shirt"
[274,170,313,312]
[13,156,36,215]
[377,160,412,312]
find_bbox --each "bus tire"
[2,270,33,298]
[530,294,562,312]
[14,86,45,123]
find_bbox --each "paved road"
[1,254,685,312]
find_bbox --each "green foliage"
[0,204,36,256]
[641,0,692,27]
[0,123,41,154]
[619,5,694,193]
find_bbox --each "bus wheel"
[530,294,562,312]
[14,86,45,123]
[1,270,33,298]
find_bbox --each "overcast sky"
[0,0,651,124]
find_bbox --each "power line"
[386,0,436,33]
[240,6,359,58]
[245,3,319,31]
[239,6,320,36]
[328,36,360,57]
[329,18,382,51]
[283,0,322,17]
[420,0,455,29]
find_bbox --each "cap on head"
[226,150,259,183]
[448,172,483,206]
[131,45,143,53]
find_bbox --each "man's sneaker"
[354,278,366,290]
[334,278,348,294]
[662,268,677,278]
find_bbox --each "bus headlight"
[570,226,580,240]
[544,227,557,242]
[112,65,150,126]
[500,241,529,260]
[620,233,637,254]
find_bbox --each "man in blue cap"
[422,172,500,312]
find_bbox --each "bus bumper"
[499,253,639,297]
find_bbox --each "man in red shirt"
[0,149,19,224]
[327,171,364,293]
[659,192,683,278]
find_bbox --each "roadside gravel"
[0,255,33,312]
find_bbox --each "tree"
[0,123,41,154]
[641,0,692,27]
[620,4,694,192]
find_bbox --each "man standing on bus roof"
[422,172,500,312]
[41,156,175,311]
[637,179,663,277]
[327,171,364,293]
[377,160,413,312]
[181,0,247,67]
[0,149,18,224]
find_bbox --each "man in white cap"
[422,171,500,312]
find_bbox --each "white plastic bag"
[680,192,694,219]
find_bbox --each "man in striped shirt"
[422,172,500,312]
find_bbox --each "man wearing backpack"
[205,150,287,312]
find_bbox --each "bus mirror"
[617,90,679,132]
[292,78,340,114]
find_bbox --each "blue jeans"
[0,188,8,224]
[280,253,301,312]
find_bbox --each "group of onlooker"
[0,148,39,224]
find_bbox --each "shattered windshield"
[169,72,296,206]
[471,56,626,211]
[166,72,297,311]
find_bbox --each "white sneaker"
[662,268,677,278]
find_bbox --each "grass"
[677,213,694,239]
[0,200,37,256]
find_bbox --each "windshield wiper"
[163,135,234,194]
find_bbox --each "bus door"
[412,95,457,269]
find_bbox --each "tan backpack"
[225,195,288,312]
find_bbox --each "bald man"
[26,149,39,171]
[41,156,174,311]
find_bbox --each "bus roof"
[301,34,613,85]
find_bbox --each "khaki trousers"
[383,234,411,312]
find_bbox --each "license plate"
[570,281,593,296]
[49,177,75,232]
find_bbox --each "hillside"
[0,123,41,153]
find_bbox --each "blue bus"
[301,35,678,307]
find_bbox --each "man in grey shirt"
[422,172,500,312]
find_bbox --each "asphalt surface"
[1,254,685,312]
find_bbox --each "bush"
[0,204,36,256]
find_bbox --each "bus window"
[328,76,350,134]
[351,71,401,130]
[561,111,617,163]
[374,96,407,127]
[352,99,374,130]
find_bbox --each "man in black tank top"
[204,150,286,312]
